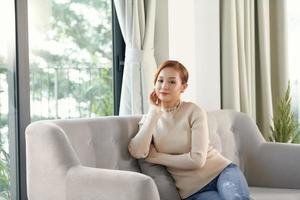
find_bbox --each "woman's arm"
[146,108,209,170]
[128,107,162,159]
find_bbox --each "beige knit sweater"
[128,101,231,199]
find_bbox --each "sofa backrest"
[207,111,241,166]
[52,110,264,174]
[207,110,265,174]
[54,116,142,173]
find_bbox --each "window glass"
[0,1,18,199]
[28,0,113,121]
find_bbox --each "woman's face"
[154,67,187,103]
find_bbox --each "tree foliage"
[30,0,113,120]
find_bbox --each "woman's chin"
[158,96,172,102]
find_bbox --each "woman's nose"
[162,82,169,89]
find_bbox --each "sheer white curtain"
[114,0,157,115]
[221,0,288,138]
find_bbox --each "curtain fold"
[221,0,288,139]
[114,0,157,115]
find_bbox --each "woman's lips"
[160,92,169,95]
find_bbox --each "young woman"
[128,60,250,200]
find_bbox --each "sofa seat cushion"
[250,187,300,200]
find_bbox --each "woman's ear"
[181,83,188,93]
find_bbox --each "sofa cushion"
[249,187,300,200]
[138,159,181,200]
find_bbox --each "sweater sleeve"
[146,107,209,170]
[128,108,162,159]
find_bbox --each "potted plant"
[269,81,300,143]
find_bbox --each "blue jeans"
[183,163,250,200]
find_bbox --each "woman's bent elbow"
[128,144,149,159]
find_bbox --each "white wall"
[193,0,221,111]
[168,0,197,104]
[155,0,221,111]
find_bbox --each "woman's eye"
[157,79,163,83]
[170,81,176,84]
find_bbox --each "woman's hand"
[145,144,160,163]
[148,144,159,158]
[149,90,161,106]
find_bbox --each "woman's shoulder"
[181,101,207,125]
[182,101,206,113]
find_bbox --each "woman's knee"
[218,181,250,200]
[217,164,250,199]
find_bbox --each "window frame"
[112,0,125,115]
[15,0,30,199]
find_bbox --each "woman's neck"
[161,99,181,109]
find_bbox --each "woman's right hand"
[149,90,161,109]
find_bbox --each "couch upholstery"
[25,110,300,200]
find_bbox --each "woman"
[128,60,250,200]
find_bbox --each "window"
[28,0,116,120]
[1,0,124,199]
[287,0,300,122]
[0,1,18,200]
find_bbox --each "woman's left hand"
[145,144,159,162]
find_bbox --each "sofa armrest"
[26,122,80,200]
[66,166,160,200]
[247,142,300,189]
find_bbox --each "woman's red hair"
[154,60,189,85]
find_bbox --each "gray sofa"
[25,110,300,200]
